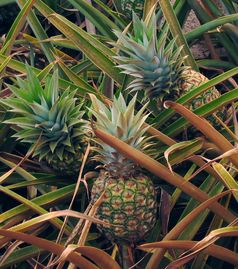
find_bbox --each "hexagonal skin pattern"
[91,172,157,243]
[121,0,144,19]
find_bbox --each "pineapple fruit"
[120,0,144,19]
[1,67,88,175]
[114,13,221,112]
[90,94,157,242]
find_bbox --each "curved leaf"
[0,229,99,269]
[140,240,238,267]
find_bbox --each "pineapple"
[90,94,157,242]
[114,13,221,112]
[1,66,88,175]
[120,0,144,19]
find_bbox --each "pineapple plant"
[90,93,157,243]
[114,12,221,112]
[1,66,89,175]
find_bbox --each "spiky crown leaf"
[1,66,87,162]
[89,94,151,176]
[113,12,187,102]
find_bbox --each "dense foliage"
[0,0,237,268]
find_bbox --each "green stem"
[119,243,133,269]
[159,0,198,71]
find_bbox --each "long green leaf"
[0,54,102,98]
[93,0,126,29]
[1,0,36,55]
[0,56,12,73]
[0,0,15,5]
[57,59,105,98]
[1,245,45,268]
[178,182,224,240]
[186,13,238,42]
[0,186,72,234]
[164,139,203,172]
[26,0,123,83]
[159,0,198,70]
[0,184,76,224]
[18,0,56,62]
[46,13,123,84]
[67,0,119,38]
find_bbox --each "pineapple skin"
[47,144,85,175]
[120,0,144,19]
[179,69,221,111]
[91,171,157,242]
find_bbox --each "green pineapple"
[120,0,144,19]
[1,67,88,175]
[114,13,221,111]
[90,94,157,242]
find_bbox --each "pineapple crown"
[113,12,187,103]
[1,66,87,162]
[89,94,151,176]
